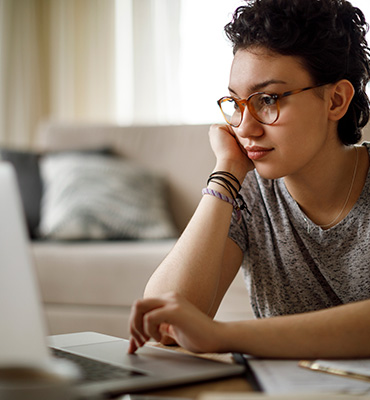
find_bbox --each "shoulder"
[361,141,370,158]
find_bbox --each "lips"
[245,146,274,161]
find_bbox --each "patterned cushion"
[38,152,178,240]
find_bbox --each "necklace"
[319,146,359,228]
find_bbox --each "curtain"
[48,0,116,123]
[0,0,115,147]
[0,0,49,147]
[0,0,181,147]
[116,0,181,125]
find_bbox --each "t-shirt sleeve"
[229,191,248,253]
[228,209,249,253]
[228,170,259,253]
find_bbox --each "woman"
[129,0,370,358]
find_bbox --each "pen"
[299,360,370,382]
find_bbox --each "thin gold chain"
[319,146,359,228]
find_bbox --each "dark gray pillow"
[0,149,42,238]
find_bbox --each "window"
[115,0,243,125]
[115,0,370,126]
[178,0,244,124]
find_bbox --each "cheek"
[255,123,328,179]
[274,100,328,149]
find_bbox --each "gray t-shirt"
[229,142,370,319]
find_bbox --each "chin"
[254,165,286,180]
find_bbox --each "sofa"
[21,122,253,339]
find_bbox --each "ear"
[327,79,355,121]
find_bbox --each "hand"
[209,124,254,182]
[128,292,225,354]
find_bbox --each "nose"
[234,106,264,139]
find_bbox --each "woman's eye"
[233,100,241,111]
[260,95,277,106]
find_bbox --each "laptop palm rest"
[60,339,242,377]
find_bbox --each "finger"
[127,336,139,354]
[130,327,148,349]
[143,314,163,343]
[158,323,178,345]
[129,318,149,350]
[159,322,171,336]
[129,298,166,342]
[142,305,181,343]
[226,127,249,156]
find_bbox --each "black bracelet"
[207,171,251,217]
[207,176,239,200]
[208,171,241,191]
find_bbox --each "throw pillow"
[38,152,178,240]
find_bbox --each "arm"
[221,299,370,358]
[128,124,251,351]
[144,202,244,317]
[130,293,370,358]
[144,124,252,316]
[129,238,243,353]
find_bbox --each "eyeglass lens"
[220,93,278,126]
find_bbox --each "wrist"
[213,161,251,185]
[205,170,250,220]
[207,181,234,197]
[214,321,241,353]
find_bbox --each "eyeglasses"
[217,83,327,127]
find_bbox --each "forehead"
[229,48,312,94]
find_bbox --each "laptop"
[0,162,244,398]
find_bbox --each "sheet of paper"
[199,394,370,400]
[248,359,370,395]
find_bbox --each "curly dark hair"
[224,0,370,145]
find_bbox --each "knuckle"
[143,312,155,327]
[131,298,144,311]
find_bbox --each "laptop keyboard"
[52,348,144,382]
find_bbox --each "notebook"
[0,162,244,398]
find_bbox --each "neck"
[284,144,361,229]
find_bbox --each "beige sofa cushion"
[33,240,177,306]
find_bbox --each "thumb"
[159,323,177,344]
[159,322,172,336]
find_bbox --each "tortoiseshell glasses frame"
[217,83,327,127]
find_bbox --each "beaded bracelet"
[202,188,237,208]
[202,187,244,223]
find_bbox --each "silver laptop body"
[0,162,244,398]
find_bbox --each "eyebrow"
[228,79,288,97]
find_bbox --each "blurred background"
[0,0,243,147]
[0,0,369,147]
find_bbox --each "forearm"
[144,124,251,316]
[145,159,248,314]
[218,299,370,358]
[144,188,236,315]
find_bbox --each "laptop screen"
[0,162,50,366]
